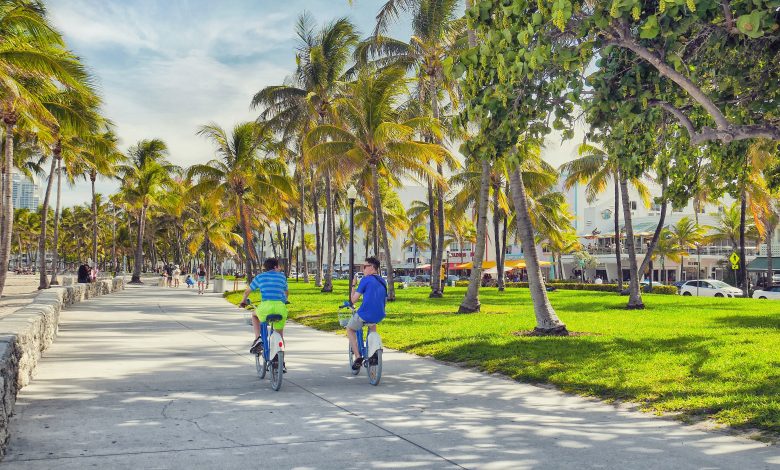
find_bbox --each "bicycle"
[338,302,382,386]
[244,300,285,391]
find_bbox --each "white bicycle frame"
[268,329,285,361]
[366,328,383,359]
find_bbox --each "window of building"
[630,201,637,211]
[601,209,612,220]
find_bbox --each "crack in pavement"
[160,399,243,448]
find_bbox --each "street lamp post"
[296,245,300,282]
[347,185,357,299]
[339,249,343,279]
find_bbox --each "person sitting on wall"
[77,263,90,283]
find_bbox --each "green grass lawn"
[225,280,780,437]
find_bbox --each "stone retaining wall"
[0,277,124,456]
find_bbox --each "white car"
[679,280,744,298]
[752,285,780,300]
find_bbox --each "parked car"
[445,274,459,284]
[396,275,414,284]
[414,274,431,283]
[752,284,780,299]
[679,279,743,297]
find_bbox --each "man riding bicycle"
[240,258,288,358]
[347,256,387,371]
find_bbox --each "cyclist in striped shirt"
[240,258,288,354]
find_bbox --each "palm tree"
[668,217,709,283]
[190,122,291,282]
[653,228,680,284]
[33,85,103,288]
[403,225,430,275]
[560,143,651,293]
[82,130,123,273]
[253,13,359,292]
[184,195,241,285]
[505,140,568,334]
[0,1,92,296]
[360,0,464,298]
[119,139,174,283]
[306,66,447,301]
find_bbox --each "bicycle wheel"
[367,349,382,386]
[271,351,283,391]
[348,345,360,375]
[255,353,267,379]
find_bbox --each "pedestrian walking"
[172,265,181,287]
[197,264,207,294]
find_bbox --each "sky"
[45,0,581,206]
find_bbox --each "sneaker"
[351,357,363,371]
[249,336,263,354]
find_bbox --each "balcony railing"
[581,245,756,257]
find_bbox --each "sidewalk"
[3,284,778,469]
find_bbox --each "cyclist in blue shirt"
[348,256,387,371]
[240,258,288,354]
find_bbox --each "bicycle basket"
[337,311,352,327]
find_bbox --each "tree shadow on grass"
[408,334,779,435]
[713,314,780,330]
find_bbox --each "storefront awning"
[455,259,551,270]
[747,257,780,272]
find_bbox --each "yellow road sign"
[732,263,740,270]
[729,252,740,265]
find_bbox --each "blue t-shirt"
[249,271,288,301]
[357,275,387,323]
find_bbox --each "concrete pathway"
[4,285,779,469]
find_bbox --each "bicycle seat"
[266,314,284,323]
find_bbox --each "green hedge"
[453,280,677,295]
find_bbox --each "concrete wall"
[0,277,125,457]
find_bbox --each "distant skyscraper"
[12,171,40,211]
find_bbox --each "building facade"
[12,171,40,212]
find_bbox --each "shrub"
[452,281,677,295]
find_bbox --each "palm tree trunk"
[492,184,504,291]
[37,151,58,289]
[111,203,117,274]
[238,201,255,281]
[459,159,490,313]
[372,209,379,256]
[613,172,623,290]
[299,176,309,282]
[204,235,211,288]
[620,176,644,309]
[767,222,774,288]
[427,178,437,291]
[91,172,98,270]
[739,186,748,296]
[0,117,17,297]
[131,206,147,283]
[370,163,395,301]
[312,175,322,287]
[639,175,668,275]
[501,212,508,280]
[509,167,567,334]
[557,253,564,281]
[322,170,334,292]
[50,158,63,285]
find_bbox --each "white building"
[12,171,40,212]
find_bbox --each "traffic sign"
[729,252,740,265]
